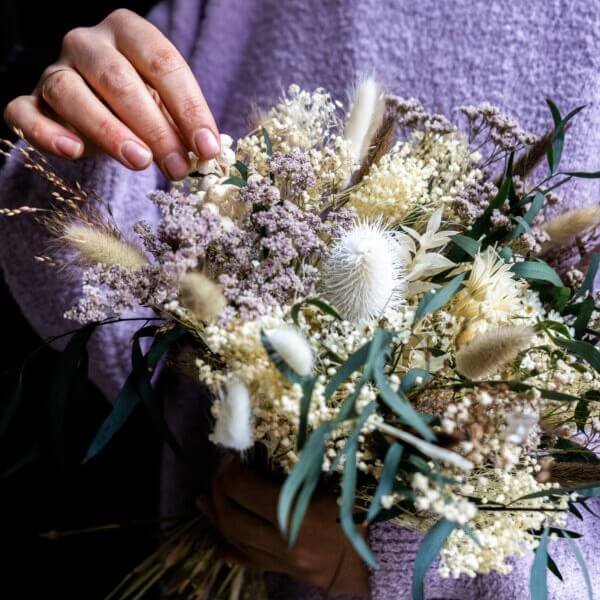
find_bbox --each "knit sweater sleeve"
[369,501,600,600]
[0,151,162,400]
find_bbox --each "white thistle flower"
[211,379,254,452]
[265,325,314,376]
[344,76,386,165]
[321,220,408,322]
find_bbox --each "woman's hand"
[197,456,371,598]
[3,8,219,180]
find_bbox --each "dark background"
[0,2,163,598]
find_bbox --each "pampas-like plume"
[542,205,600,250]
[265,325,314,376]
[211,379,254,452]
[455,326,535,380]
[549,462,600,487]
[62,222,148,269]
[321,220,408,323]
[352,111,397,186]
[345,77,386,166]
[179,272,227,322]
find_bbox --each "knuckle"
[178,96,208,125]
[95,118,123,152]
[105,8,136,26]
[62,27,89,53]
[148,47,185,77]
[42,71,72,103]
[98,61,135,95]
[143,122,173,149]
[3,98,19,126]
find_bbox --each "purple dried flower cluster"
[452,180,498,224]
[269,150,316,197]
[461,103,537,154]
[211,176,354,320]
[67,150,355,324]
[66,189,224,323]
[387,95,454,134]
[65,263,176,322]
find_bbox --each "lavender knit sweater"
[1,1,600,598]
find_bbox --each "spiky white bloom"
[63,222,148,270]
[344,76,386,165]
[455,326,535,380]
[321,220,408,323]
[453,247,521,345]
[265,325,314,376]
[211,379,254,451]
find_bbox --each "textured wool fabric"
[1,1,600,598]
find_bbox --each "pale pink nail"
[162,151,189,180]
[54,136,83,158]
[121,140,152,169]
[193,128,220,159]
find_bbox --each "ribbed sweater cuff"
[369,522,422,600]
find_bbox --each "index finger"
[107,11,220,159]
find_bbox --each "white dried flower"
[211,379,254,452]
[265,325,314,376]
[62,222,147,270]
[504,411,539,445]
[321,220,408,322]
[344,76,386,165]
[455,326,535,380]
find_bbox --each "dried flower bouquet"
[3,78,600,599]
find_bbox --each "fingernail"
[54,136,83,159]
[162,151,190,180]
[121,140,152,169]
[193,128,220,158]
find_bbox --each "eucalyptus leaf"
[553,337,600,374]
[339,402,378,568]
[574,297,595,339]
[85,326,184,462]
[401,368,433,394]
[450,234,480,258]
[222,176,247,187]
[48,324,97,471]
[576,254,600,299]
[366,443,404,523]
[262,128,273,157]
[412,519,457,600]
[510,260,563,287]
[414,273,465,321]
[373,357,433,440]
[530,527,549,600]
[290,297,342,326]
[563,531,593,600]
